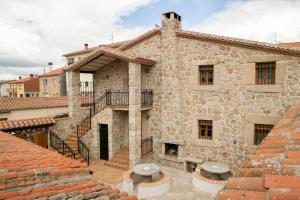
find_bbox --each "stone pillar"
[67,71,81,124]
[128,62,142,168]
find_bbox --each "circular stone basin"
[202,162,230,174]
[133,163,160,176]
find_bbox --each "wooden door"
[99,124,109,160]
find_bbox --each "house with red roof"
[39,67,67,97]
[8,74,39,97]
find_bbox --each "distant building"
[39,67,67,97]
[8,74,39,97]
[278,42,300,48]
[0,80,13,97]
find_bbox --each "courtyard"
[89,161,213,200]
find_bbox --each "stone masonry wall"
[94,60,129,98]
[123,16,300,169]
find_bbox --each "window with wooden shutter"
[198,120,213,140]
[255,62,276,85]
[199,65,214,85]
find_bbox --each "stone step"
[110,158,129,165]
[104,161,128,170]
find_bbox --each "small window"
[0,118,7,121]
[256,62,276,85]
[68,58,75,65]
[198,120,213,140]
[254,124,274,145]
[26,94,30,97]
[199,65,214,85]
[44,78,48,85]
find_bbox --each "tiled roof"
[278,42,300,48]
[0,97,68,112]
[118,27,161,50]
[0,80,14,85]
[65,46,156,72]
[39,67,65,77]
[0,97,94,112]
[62,47,97,57]
[0,117,56,131]
[9,76,37,84]
[62,41,129,57]
[177,30,300,57]
[217,105,300,200]
[0,131,137,200]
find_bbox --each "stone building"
[39,67,67,97]
[8,74,39,97]
[64,12,300,170]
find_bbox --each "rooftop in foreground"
[0,131,137,199]
[217,105,300,200]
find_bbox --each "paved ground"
[89,160,126,185]
[89,160,213,200]
[148,164,213,200]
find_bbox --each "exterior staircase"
[104,149,129,170]
[65,132,83,161]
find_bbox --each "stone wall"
[123,15,300,169]
[112,111,128,153]
[49,117,74,139]
[94,60,129,98]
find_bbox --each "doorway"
[99,124,109,160]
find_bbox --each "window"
[198,120,213,140]
[26,94,30,97]
[68,58,75,65]
[256,62,276,85]
[0,118,7,121]
[199,65,214,85]
[44,78,48,85]
[254,124,274,145]
[20,94,23,97]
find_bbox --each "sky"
[0,0,300,80]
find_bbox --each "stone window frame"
[198,120,213,140]
[245,55,288,93]
[192,60,221,91]
[192,114,220,147]
[245,113,279,146]
[198,65,214,85]
[254,123,274,145]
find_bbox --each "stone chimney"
[84,43,88,49]
[161,12,182,32]
[30,74,34,78]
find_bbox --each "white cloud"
[191,0,300,43]
[0,0,155,80]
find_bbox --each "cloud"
[191,0,300,43]
[0,0,155,80]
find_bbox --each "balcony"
[82,89,153,111]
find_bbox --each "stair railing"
[49,131,76,159]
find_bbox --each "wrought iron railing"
[80,81,94,106]
[76,89,154,164]
[78,139,90,165]
[49,131,75,159]
[141,136,153,158]
[141,89,153,106]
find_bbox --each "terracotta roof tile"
[0,117,55,131]
[39,67,64,77]
[216,190,266,200]
[0,131,135,199]
[65,46,155,72]
[177,30,300,57]
[217,105,300,199]
[269,188,300,200]
[0,96,93,112]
